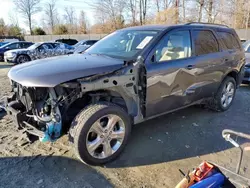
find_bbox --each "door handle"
[186,65,194,70]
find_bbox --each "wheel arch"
[224,69,239,86]
[65,87,138,126]
[16,54,31,62]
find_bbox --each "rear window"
[217,31,241,50]
[193,30,219,56]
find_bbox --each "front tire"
[210,76,236,112]
[16,55,30,64]
[69,102,131,165]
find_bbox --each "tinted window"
[6,43,20,49]
[193,30,219,56]
[21,43,32,48]
[51,43,60,48]
[42,43,53,49]
[217,32,241,50]
[153,30,192,62]
[86,41,97,45]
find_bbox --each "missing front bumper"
[5,97,61,142]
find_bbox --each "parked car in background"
[242,40,250,84]
[240,39,247,44]
[0,42,9,47]
[73,40,98,54]
[73,40,98,48]
[5,23,245,165]
[4,42,73,64]
[61,43,75,54]
[0,41,33,61]
[55,38,78,46]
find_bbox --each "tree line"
[0,0,250,36]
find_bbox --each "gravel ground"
[0,62,250,188]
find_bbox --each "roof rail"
[185,22,229,28]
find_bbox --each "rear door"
[145,29,197,117]
[188,29,226,99]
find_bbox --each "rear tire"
[210,76,236,112]
[69,102,131,165]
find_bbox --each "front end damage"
[6,86,62,142]
[5,59,146,142]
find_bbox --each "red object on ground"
[194,161,214,182]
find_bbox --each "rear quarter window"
[217,31,241,50]
[193,30,219,56]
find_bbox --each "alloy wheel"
[86,114,125,159]
[221,81,235,108]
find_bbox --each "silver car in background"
[4,42,74,64]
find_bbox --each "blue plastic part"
[190,173,225,188]
[40,121,62,142]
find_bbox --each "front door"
[145,29,198,117]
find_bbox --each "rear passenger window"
[193,30,219,56]
[217,32,241,50]
[21,43,32,48]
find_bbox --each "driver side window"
[153,30,192,63]
[37,45,45,51]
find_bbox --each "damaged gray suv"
[5,23,245,165]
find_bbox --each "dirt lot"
[0,62,250,188]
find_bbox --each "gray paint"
[8,54,124,87]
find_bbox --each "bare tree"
[155,0,161,12]
[182,0,186,22]
[139,0,147,25]
[79,10,89,34]
[91,0,126,30]
[0,18,7,36]
[44,0,58,33]
[164,0,173,9]
[8,11,19,26]
[64,6,75,25]
[14,0,41,35]
[197,0,204,22]
[174,0,179,24]
[64,6,77,33]
[207,0,213,22]
[128,0,138,24]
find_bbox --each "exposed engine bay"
[5,62,146,142]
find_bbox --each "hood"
[8,54,125,87]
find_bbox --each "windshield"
[0,42,11,49]
[242,41,250,51]
[28,43,41,50]
[0,42,9,47]
[86,30,158,59]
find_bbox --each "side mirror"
[5,47,10,50]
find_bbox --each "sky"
[0,0,95,31]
